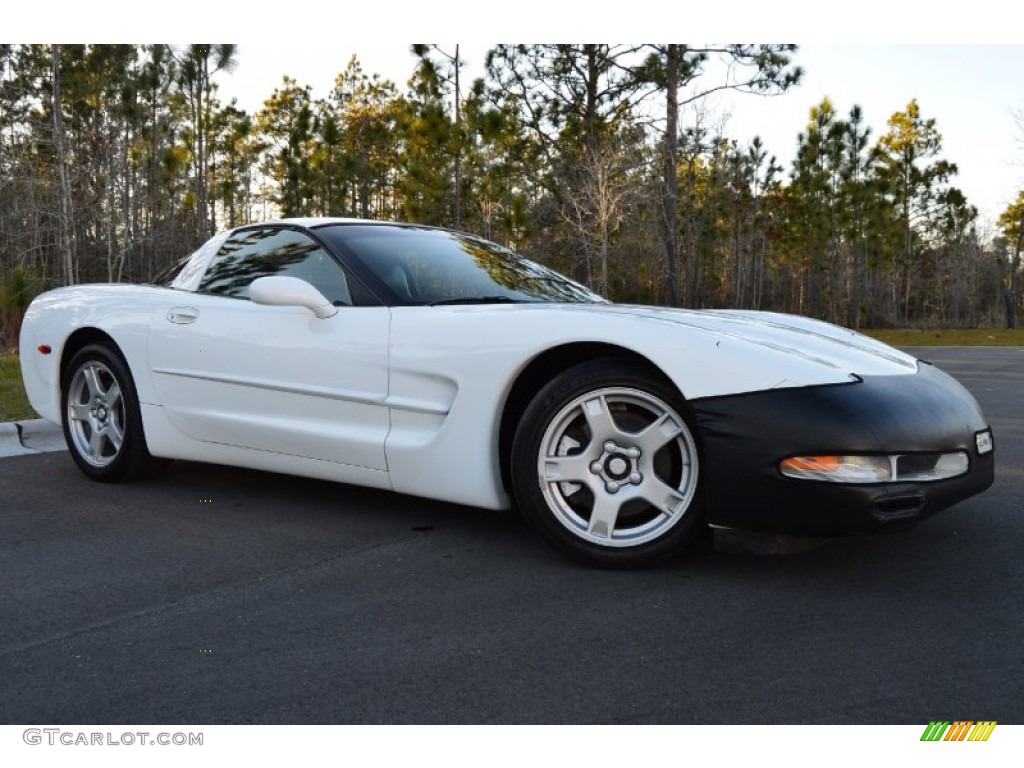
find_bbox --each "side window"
[198,228,352,306]
[151,231,231,291]
[151,255,189,287]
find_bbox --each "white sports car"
[19,219,995,567]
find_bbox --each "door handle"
[167,306,199,324]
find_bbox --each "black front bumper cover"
[690,362,995,535]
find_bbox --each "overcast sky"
[11,1,1024,227]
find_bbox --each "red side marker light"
[37,344,52,355]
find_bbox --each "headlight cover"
[779,452,969,484]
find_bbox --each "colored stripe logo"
[920,721,997,741]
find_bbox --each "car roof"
[263,217,412,230]
[273,217,374,228]
[227,218,456,241]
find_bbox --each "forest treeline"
[2,43,1023,350]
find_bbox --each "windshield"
[315,225,605,305]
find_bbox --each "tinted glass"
[316,225,603,305]
[151,255,190,288]
[199,228,352,305]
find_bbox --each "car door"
[148,226,391,471]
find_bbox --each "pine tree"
[176,44,237,238]
[257,77,317,217]
[633,44,801,306]
[330,57,401,219]
[997,190,1024,328]
[871,100,958,321]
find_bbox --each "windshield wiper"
[429,296,530,306]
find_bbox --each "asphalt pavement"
[0,347,1021,724]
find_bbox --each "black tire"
[61,343,168,482]
[511,359,705,568]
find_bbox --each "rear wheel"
[62,343,167,481]
[511,360,704,568]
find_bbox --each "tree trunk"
[197,55,210,240]
[584,46,598,144]
[1005,290,1017,330]
[51,45,76,286]
[662,44,680,306]
[1009,214,1024,330]
[600,223,609,297]
[453,44,461,230]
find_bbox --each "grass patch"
[860,328,1024,347]
[0,355,35,423]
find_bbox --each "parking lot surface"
[0,347,1021,723]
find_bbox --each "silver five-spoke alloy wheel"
[66,359,126,468]
[537,386,699,548]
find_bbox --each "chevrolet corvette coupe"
[19,219,995,567]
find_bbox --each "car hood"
[550,303,919,377]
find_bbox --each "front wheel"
[511,360,704,568]
[62,343,167,482]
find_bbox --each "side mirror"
[250,276,338,319]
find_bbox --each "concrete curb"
[20,419,66,452]
[0,419,65,458]
[0,422,23,458]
